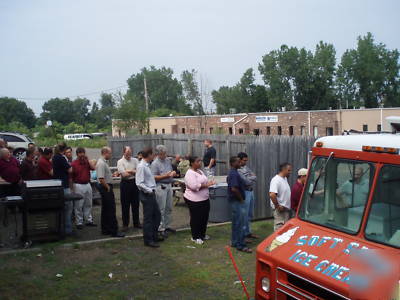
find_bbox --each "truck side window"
[365,165,400,248]
[299,157,374,235]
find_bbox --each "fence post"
[187,137,193,156]
[226,139,231,167]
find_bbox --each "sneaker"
[203,235,210,240]
[191,238,204,245]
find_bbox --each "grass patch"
[0,221,273,300]
[35,137,107,148]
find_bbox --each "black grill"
[287,273,346,300]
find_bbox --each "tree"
[40,98,75,125]
[212,68,269,114]
[99,93,115,122]
[181,69,205,115]
[127,66,191,114]
[72,97,91,125]
[336,33,400,108]
[114,94,149,134]
[0,97,36,128]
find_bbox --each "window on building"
[228,127,233,135]
[300,126,305,136]
[289,126,294,136]
[201,128,205,134]
[162,128,165,134]
[278,126,282,135]
[238,128,244,134]
[154,129,158,134]
[181,128,186,134]
[313,126,318,137]
[266,126,271,135]
[326,127,333,136]
[377,124,382,132]
[363,124,368,132]
[218,127,223,134]
[253,129,260,136]
[190,128,195,134]
[209,127,213,134]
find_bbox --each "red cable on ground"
[225,245,251,300]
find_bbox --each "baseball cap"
[298,168,308,176]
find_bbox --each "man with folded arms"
[71,147,97,229]
[117,146,141,232]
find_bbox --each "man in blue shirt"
[227,156,251,253]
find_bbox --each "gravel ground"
[0,186,191,251]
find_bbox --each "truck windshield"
[298,157,375,234]
[365,165,400,248]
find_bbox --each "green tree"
[181,69,205,115]
[72,97,91,125]
[212,68,269,114]
[0,97,36,128]
[127,66,191,114]
[336,32,400,108]
[114,94,149,134]
[40,98,75,125]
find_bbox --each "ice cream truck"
[255,118,400,299]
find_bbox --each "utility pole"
[144,76,150,134]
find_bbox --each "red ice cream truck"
[255,118,400,300]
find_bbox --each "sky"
[1,0,400,115]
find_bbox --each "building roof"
[147,107,400,120]
[314,134,400,152]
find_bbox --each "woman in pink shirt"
[184,156,215,244]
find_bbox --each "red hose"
[225,245,251,300]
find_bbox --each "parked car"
[0,132,34,161]
[63,133,93,141]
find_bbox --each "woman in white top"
[184,156,215,244]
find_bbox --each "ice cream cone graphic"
[266,226,299,252]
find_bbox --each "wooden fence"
[108,134,316,219]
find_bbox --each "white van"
[63,133,93,141]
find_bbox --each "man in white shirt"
[117,146,141,232]
[269,162,292,231]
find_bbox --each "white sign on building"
[255,115,278,123]
[220,117,235,123]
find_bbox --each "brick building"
[112,107,400,137]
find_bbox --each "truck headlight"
[261,277,270,292]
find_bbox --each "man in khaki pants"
[151,145,176,238]
[269,163,292,231]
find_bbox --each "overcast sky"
[1,0,399,115]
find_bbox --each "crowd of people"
[0,136,308,252]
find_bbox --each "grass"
[35,137,108,148]
[0,221,273,300]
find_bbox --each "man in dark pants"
[117,146,141,231]
[96,147,125,238]
[136,147,162,248]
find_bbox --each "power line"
[0,84,128,101]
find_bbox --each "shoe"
[246,233,259,239]
[203,235,210,240]
[165,227,176,234]
[134,224,143,229]
[155,235,165,242]
[76,224,84,230]
[85,222,97,227]
[144,242,160,248]
[121,226,129,232]
[159,231,168,238]
[111,232,125,238]
[191,238,204,245]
